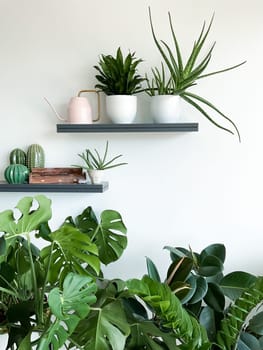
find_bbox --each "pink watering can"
[44,89,100,124]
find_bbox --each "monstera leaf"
[0,195,51,237]
[66,207,127,265]
[72,299,130,350]
[40,225,100,284]
[37,273,97,350]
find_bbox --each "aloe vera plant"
[94,47,145,95]
[73,140,127,170]
[149,8,246,141]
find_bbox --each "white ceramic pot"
[150,95,181,123]
[87,169,104,184]
[106,95,137,123]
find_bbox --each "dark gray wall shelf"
[56,123,198,133]
[0,182,108,193]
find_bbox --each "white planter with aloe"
[73,141,127,184]
[147,8,246,140]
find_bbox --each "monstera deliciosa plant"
[0,196,262,350]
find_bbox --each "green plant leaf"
[126,320,178,350]
[220,271,257,300]
[72,299,130,350]
[199,306,217,342]
[198,255,223,277]
[204,282,225,312]
[166,256,193,286]
[0,195,52,237]
[188,276,208,304]
[239,332,261,350]
[41,224,100,284]
[216,277,263,350]
[248,312,263,336]
[146,256,161,282]
[93,209,127,265]
[200,244,226,264]
[127,276,210,349]
[37,273,97,350]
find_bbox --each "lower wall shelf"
[0,182,109,193]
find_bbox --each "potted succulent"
[73,140,127,184]
[94,47,145,123]
[147,8,246,140]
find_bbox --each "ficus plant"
[146,243,263,350]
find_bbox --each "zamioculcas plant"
[148,8,246,141]
[146,243,263,350]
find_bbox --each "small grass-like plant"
[145,62,176,96]
[74,141,127,170]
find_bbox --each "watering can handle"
[77,89,100,122]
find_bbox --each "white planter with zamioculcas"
[150,95,181,123]
[106,95,137,124]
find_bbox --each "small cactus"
[27,144,45,171]
[9,148,27,165]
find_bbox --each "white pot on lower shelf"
[106,95,137,123]
[150,95,181,123]
[87,169,104,184]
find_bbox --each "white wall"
[0,0,262,286]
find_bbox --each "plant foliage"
[73,140,127,170]
[148,8,246,140]
[94,47,145,95]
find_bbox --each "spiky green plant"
[149,8,246,141]
[73,141,127,170]
[94,47,145,95]
[145,62,176,96]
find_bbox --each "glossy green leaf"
[188,276,208,304]
[181,274,197,304]
[41,225,100,284]
[38,273,97,350]
[127,276,209,348]
[94,209,127,265]
[166,257,193,285]
[204,282,225,312]
[199,306,217,341]
[239,332,261,350]
[200,243,226,264]
[73,299,130,350]
[198,255,223,277]
[0,195,51,237]
[220,271,256,300]
[126,320,178,350]
[248,312,263,335]
[146,256,161,282]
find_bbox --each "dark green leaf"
[220,271,256,300]
[200,244,226,264]
[198,255,223,277]
[248,312,263,336]
[146,256,161,282]
[204,282,225,312]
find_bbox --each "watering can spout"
[44,97,66,121]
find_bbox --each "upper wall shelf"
[56,123,198,133]
[0,182,108,193]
